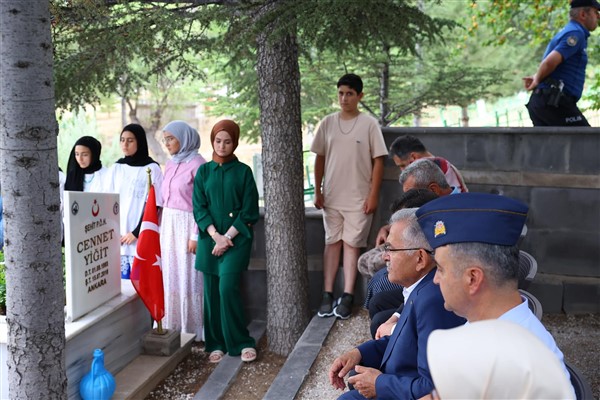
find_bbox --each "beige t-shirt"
[310,112,388,211]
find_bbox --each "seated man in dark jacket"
[329,208,465,400]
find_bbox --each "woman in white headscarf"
[160,120,207,341]
[424,319,575,400]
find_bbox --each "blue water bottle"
[79,348,116,400]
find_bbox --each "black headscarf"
[115,123,158,167]
[65,136,103,192]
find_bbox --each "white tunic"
[107,163,163,256]
[83,166,110,193]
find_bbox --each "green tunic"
[193,159,259,275]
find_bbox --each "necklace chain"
[84,173,95,183]
[338,113,359,135]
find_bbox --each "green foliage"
[468,0,600,108]
[57,111,122,171]
[51,0,567,132]
[50,0,457,137]
[290,0,455,54]
[469,0,567,46]
[51,0,214,110]
[586,66,600,109]
[197,0,508,128]
[192,1,467,130]
[199,55,262,141]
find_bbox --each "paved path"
[193,319,266,400]
[264,315,335,400]
[193,315,336,400]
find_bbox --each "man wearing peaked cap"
[416,192,528,248]
[415,193,575,398]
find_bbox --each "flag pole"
[146,168,165,335]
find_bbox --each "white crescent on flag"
[140,221,159,233]
[133,221,160,261]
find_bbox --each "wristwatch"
[224,233,233,240]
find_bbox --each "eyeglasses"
[382,243,433,255]
[162,136,177,144]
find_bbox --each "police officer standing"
[523,0,599,126]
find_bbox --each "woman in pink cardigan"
[160,120,207,341]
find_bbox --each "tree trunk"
[461,106,469,127]
[147,105,169,166]
[255,0,310,355]
[125,98,168,165]
[379,44,390,127]
[0,1,67,398]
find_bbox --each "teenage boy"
[311,73,388,319]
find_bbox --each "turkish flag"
[131,185,165,322]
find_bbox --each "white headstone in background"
[64,191,121,322]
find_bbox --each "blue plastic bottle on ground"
[80,348,116,400]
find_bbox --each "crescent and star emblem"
[133,221,162,271]
[91,199,100,217]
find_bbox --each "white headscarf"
[427,320,574,400]
[162,120,201,164]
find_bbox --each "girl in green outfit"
[192,119,259,364]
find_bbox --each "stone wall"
[379,127,599,314]
[244,127,599,320]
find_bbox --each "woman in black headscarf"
[107,123,163,279]
[64,136,109,192]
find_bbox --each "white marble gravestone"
[64,191,121,322]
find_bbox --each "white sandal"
[241,347,257,362]
[209,350,224,363]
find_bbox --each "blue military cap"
[416,193,528,248]
[570,0,600,9]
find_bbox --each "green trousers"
[203,271,255,356]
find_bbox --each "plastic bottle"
[79,348,116,400]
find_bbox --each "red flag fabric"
[131,185,165,322]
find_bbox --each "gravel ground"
[146,310,599,400]
[544,313,600,399]
[296,308,372,400]
[298,310,600,400]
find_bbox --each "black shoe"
[318,292,335,317]
[334,294,353,320]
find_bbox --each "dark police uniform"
[526,20,591,126]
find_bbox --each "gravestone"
[64,191,121,322]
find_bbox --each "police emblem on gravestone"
[113,201,119,215]
[71,201,79,215]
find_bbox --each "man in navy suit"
[328,208,465,400]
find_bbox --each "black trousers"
[367,289,404,339]
[526,91,590,127]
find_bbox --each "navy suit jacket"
[356,268,465,400]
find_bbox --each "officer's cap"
[570,0,600,9]
[416,193,528,249]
